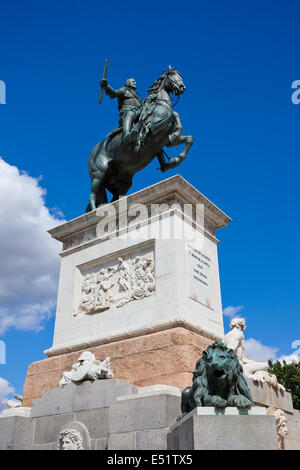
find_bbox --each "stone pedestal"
[246,378,300,450]
[22,327,213,407]
[3,175,300,450]
[108,385,181,450]
[168,407,279,450]
[0,416,34,450]
[22,175,231,405]
[247,378,294,413]
[0,408,31,418]
[28,379,137,450]
[1,379,181,450]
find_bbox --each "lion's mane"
[180,341,253,415]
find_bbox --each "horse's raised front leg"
[172,134,194,160]
[162,134,194,171]
[161,111,193,171]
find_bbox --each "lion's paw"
[228,395,252,409]
[206,395,227,408]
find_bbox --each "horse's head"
[164,66,186,96]
[148,66,186,96]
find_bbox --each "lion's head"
[204,342,235,385]
[195,341,244,375]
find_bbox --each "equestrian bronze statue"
[87,66,193,212]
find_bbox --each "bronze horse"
[87,67,193,212]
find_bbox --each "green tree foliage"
[268,359,300,410]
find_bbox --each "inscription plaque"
[187,243,214,310]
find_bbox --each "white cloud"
[277,340,300,364]
[0,157,65,334]
[223,305,244,318]
[292,340,300,350]
[277,353,300,364]
[0,377,14,411]
[244,338,278,362]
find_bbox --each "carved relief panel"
[74,246,155,317]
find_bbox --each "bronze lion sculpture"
[180,341,253,417]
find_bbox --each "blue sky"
[0,0,300,403]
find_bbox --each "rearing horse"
[87,67,193,212]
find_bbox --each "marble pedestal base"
[168,407,279,450]
[23,176,230,406]
[1,380,181,450]
[22,327,214,407]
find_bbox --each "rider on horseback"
[101,77,142,144]
[87,67,193,212]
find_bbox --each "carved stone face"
[278,423,288,438]
[230,317,246,331]
[58,429,84,450]
[274,410,288,439]
[60,436,75,450]
[125,78,136,90]
[83,282,92,294]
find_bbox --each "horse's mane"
[147,66,182,94]
[134,66,181,152]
